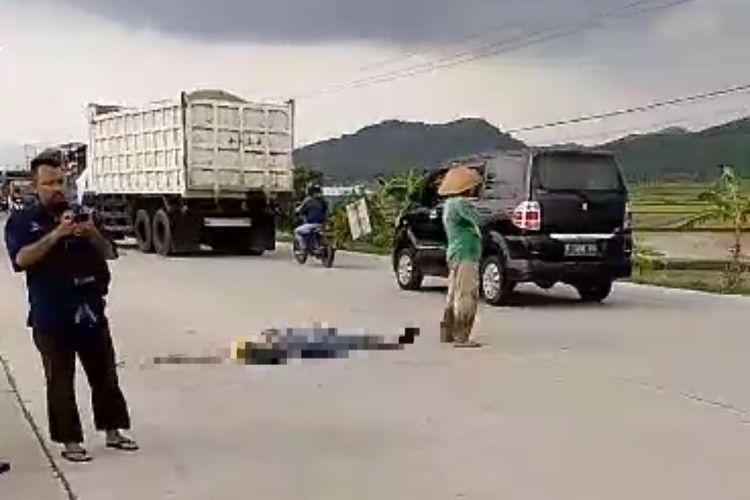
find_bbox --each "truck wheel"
[244,228,267,256]
[134,209,153,253]
[152,209,174,257]
[576,280,613,303]
[209,234,232,254]
[395,247,424,291]
[480,255,513,306]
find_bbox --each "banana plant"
[681,165,750,290]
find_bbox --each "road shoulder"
[0,355,71,500]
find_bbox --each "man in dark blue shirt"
[4,152,138,463]
[294,183,329,251]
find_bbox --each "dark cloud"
[17,0,633,44]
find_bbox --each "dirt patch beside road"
[636,232,749,261]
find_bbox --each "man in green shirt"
[438,165,483,348]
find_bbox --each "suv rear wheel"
[395,246,424,291]
[480,255,513,306]
[576,280,613,303]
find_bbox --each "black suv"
[392,148,633,305]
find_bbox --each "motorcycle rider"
[294,183,328,251]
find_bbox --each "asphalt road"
[1,241,749,500]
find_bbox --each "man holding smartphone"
[3,151,137,463]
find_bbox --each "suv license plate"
[564,243,599,257]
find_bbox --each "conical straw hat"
[438,165,483,196]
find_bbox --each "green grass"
[277,232,391,256]
[336,241,391,256]
[631,270,750,296]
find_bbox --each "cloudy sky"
[1,0,749,166]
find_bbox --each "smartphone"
[72,206,91,223]
[73,213,90,223]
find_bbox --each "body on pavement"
[438,165,484,348]
[3,151,138,463]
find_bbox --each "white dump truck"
[77,89,295,256]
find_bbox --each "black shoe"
[0,461,10,475]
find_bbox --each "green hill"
[294,118,525,182]
[293,116,750,183]
[603,118,750,182]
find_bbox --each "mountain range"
[4,116,749,183]
[294,117,750,182]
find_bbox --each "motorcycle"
[292,221,336,268]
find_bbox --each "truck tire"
[152,209,174,257]
[245,226,268,256]
[134,209,153,253]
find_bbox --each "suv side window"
[483,153,527,204]
[419,171,447,208]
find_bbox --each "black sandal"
[454,340,483,348]
[106,436,139,452]
[61,448,93,463]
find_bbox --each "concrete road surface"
[1,242,749,500]
[0,361,69,500]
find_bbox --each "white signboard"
[346,198,372,240]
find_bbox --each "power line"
[260,19,541,101]
[368,0,656,76]
[352,21,531,74]
[506,82,750,134]
[290,0,693,100]
[548,105,750,145]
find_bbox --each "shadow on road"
[415,284,623,310]
[118,243,377,269]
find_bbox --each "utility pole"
[23,143,44,170]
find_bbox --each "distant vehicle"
[7,180,36,211]
[1,170,33,212]
[77,89,295,256]
[392,148,634,305]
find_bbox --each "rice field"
[630,182,750,231]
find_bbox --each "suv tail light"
[513,201,541,231]
[624,202,633,230]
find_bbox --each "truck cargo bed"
[83,90,294,198]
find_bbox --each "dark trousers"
[32,322,131,444]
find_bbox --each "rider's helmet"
[306,182,322,197]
